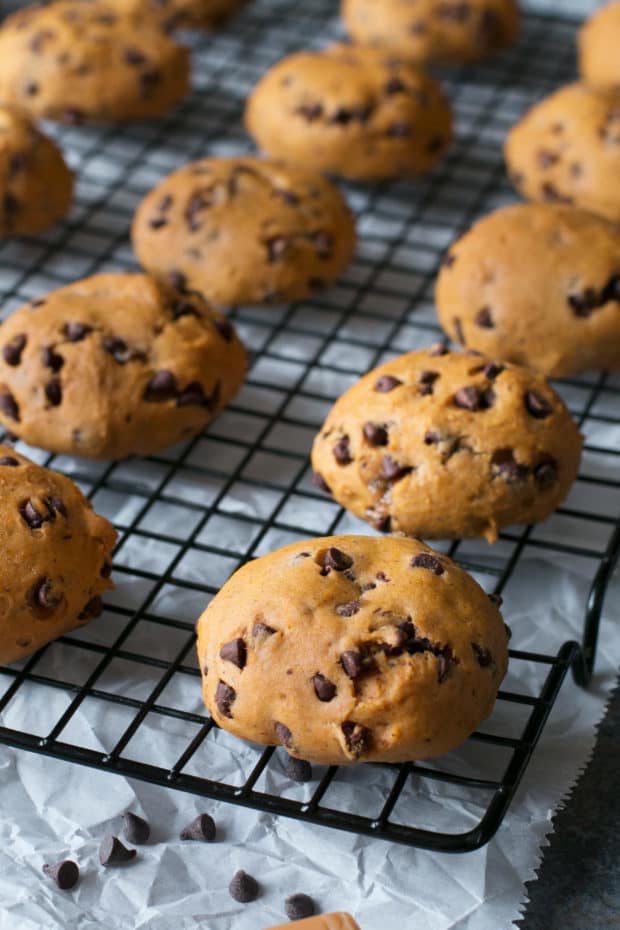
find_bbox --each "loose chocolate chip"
[45,378,62,406]
[312,471,331,493]
[220,637,246,669]
[0,392,19,421]
[99,835,136,867]
[363,422,388,446]
[64,322,93,342]
[534,456,558,489]
[215,681,236,718]
[123,46,146,65]
[20,499,44,529]
[341,650,364,679]
[333,437,352,465]
[483,362,504,380]
[122,812,150,845]
[283,755,313,782]
[429,342,449,356]
[524,391,552,419]
[78,595,102,620]
[454,385,492,411]
[0,456,19,466]
[274,721,293,748]
[29,576,60,613]
[180,813,216,842]
[144,370,177,402]
[491,448,529,482]
[341,720,370,757]
[285,893,316,921]
[229,870,260,903]
[42,347,64,371]
[252,621,276,638]
[488,592,503,606]
[410,553,445,575]
[312,673,337,702]
[2,333,26,366]
[266,236,288,262]
[471,642,493,667]
[374,375,402,393]
[475,307,494,328]
[453,317,465,345]
[336,600,361,617]
[321,547,353,573]
[42,860,79,891]
[381,455,412,482]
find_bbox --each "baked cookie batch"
[0,1,613,769]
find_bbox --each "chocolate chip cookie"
[0,273,246,459]
[244,44,452,182]
[505,83,620,222]
[579,1,620,94]
[0,1,189,123]
[117,0,248,31]
[311,348,582,542]
[132,156,357,306]
[0,105,73,236]
[196,535,509,764]
[436,203,620,377]
[342,0,520,66]
[0,445,116,665]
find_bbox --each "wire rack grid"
[0,0,618,854]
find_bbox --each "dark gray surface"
[519,683,620,930]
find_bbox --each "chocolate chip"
[168,270,187,292]
[101,561,113,579]
[20,500,44,528]
[149,216,168,229]
[312,673,337,702]
[122,812,150,845]
[454,385,493,411]
[102,336,131,363]
[410,553,445,575]
[436,646,453,684]
[453,317,466,345]
[252,621,276,638]
[64,322,92,342]
[381,455,412,482]
[387,121,411,138]
[336,600,361,617]
[363,422,388,446]
[524,391,552,419]
[220,637,246,669]
[215,681,236,718]
[333,437,352,465]
[45,378,62,406]
[25,81,39,96]
[491,448,529,482]
[140,68,162,95]
[0,456,19,466]
[179,813,216,842]
[475,307,494,328]
[534,456,558,489]
[341,720,370,757]
[429,342,449,356]
[78,595,102,620]
[375,515,392,532]
[296,102,323,121]
[229,870,260,903]
[537,148,558,169]
[312,471,331,493]
[266,236,288,262]
[471,642,493,667]
[42,347,64,372]
[274,721,293,748]
[285,893,316,921]
[213,317,234,342]
[99,835,136,867]
[283,755,313,782]
[0,392,19,421]
[321,547,353,573]
[374,375,402,393]
[42,860,79,890]
[123,46,146,65]
[2,333,26,366]
[424,430,440,445]
[313,231,333,258]
[341,650,364,679]
[483,362,504,380]
[385,77,406,94]
[177,381,211,407]
[144,370,177,402]
[29,576,60,613]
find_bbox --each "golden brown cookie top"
[0,273,247,459]
[579,1,620,94]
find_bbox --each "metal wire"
[0,0,618,852]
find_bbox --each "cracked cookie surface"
[0,273,246,459]
[505,83,620,222]
[342,0,519,65]
[0,0,189,123]
[244,44,452,182]
[436,203,620,377]
[0,444,116,665]
[311,348,582,542]
[132,156,357,306]
[197,534,509,764]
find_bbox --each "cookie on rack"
[132,156,357,306]
[311,347,582,542]
[0,273,246,459]
[341,0,520,66]
[0,445,116,665]
[196,534,509,764]
[115,0,248,31]
[435,203,620,377]
[505,83,620,222]
[0,1,189,123]
[244,44,452,182]
[0,105,73,236]
[579,1,620,94]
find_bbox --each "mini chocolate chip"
[321,547,353,572]
[266,236,288,262]
[283,755,313,782]
[491,448,529,482]
[20,499,44,528]
[424,430,440,445]
[45,378,62,406]
[375,515,392,532]
[252,621,276,638]
[336,600,361,617]
[274,721,293,748]
[387,121,411,138]
[452,316,466,344]
[374,375,402,393]
[144,370,177,402]
[25,81,39,96]
[140,69,162,94]
[524,391,552,419]
[537,148,558,169]
[168,270,187,292]
[29,576,60,613]
[0,456,19,466]
[285,893,316,921]
[3,193,18,216]
[122,812,150,845]
[341,720,370,757]
[410,553,445,575]
[437,646,453,684]
[341,650,363,679]
[312,471,331,493]
[471,642,493,667]
[475,307,494,328]
[483,362,504,380]
[297,102,323,121]
[534,457,558,489]
[313,231,332,258]
[47,496,67,519]
[333,437,352,465]
[454,385,491,411]
[220,637,246,669]
[64,322,92,342]
[385,77,406,94]
[381,455,412,482]
[99,835,136,867]
[312,673,337,702]
[78,595,102,620]
[488,592,503,606]
[418,369,440,385]
[149,216,167,229]
[123,46,146,65]
[215,681,236,718]
[177,382,211,407]
[213,318,234,342]
[42,860,79,890]
[180,813,216,842]
[42,347,64,371]
[363,422,388,446]
[229,870,260,903]
[101,561,113,579]
[2,333,26,366]
[0,392,19,421]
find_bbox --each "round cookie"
[505,83,620,222]
[341,0,520,66]
[0,105,73,236]
[115,0,248,31]
[131,156,357,306]
[196,534,509,765]
[244,44,452,182]
[436,204,620,377]
[0,273,246,459]
[0,445,116,666]
[0,1,189,124]
[311,348,582,542]
[579,1,620,94]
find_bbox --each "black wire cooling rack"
[0,0,618,854]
